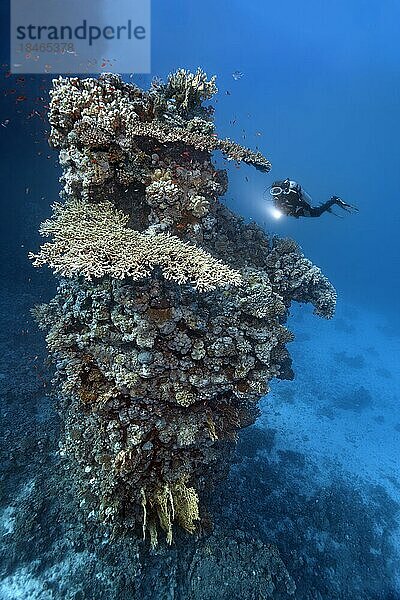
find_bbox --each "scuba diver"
[269,179,358,218]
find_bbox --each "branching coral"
[31,68,337,547]
[149,67,218,123]
[163,67,217,111]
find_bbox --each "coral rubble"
[31,69,336,546]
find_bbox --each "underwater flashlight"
[269,207,283,219]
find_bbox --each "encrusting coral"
[31,68,337,547]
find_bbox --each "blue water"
[0,1,399,598]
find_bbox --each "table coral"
[29,199,242,290]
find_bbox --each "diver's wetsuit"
[270,179,358,218]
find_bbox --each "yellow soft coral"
[144,477,200,547]
[172,478,199,534]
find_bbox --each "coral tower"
[30,68,336,547]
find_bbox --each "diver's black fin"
[333,197,359,213]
